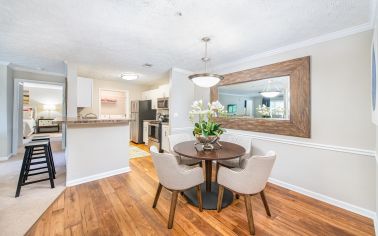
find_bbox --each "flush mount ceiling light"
[120,73,138,80]
[188,37,223,88]
[259,80,281,98]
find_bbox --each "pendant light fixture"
[188,37,223,88]
[259,80,281,98]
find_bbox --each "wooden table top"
[173,141,246,161]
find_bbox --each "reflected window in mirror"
[218,76,290,120]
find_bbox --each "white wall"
[183,31,376,217]
[66,63,77,118]
[79,78,147,117]
[169,68,213,131]
[169,68,195,130]
[0,64,14,159]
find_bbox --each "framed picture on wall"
[227,104,237,113]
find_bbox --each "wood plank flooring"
[27,143,375,235]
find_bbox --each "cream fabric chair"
[215,134,252,181]
[150,146,204,229]
[217,151,276,235]
[168,133,202,166]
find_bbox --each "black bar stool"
[31,135,56,178]
[15,140,55,198]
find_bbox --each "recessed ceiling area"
[0,0,373,84]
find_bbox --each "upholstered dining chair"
[215,134,252,180]
[150,146,204,229]
[168,133,202,166]
[217,151,276,235]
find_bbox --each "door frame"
[12,79,66,154]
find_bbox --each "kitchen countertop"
[53,117,130,125]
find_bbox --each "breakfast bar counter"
[55,118,131,186]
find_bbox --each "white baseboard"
[374,214,378,236]
[0,153,14,161]
[268,177,376,220]
[66,167,131,187]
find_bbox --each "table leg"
[205,160,212,192]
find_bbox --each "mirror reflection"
[218,76,290,120]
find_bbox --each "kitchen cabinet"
[159,84,170,98]
[141,84,170,109]
[77,77,93,107]
[161,124,170,152]
[143,121,149,145]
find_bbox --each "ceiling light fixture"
[259,80,281,98]
[120,73,138,80]
[188,37,223,88]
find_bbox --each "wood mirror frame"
[211,56,310,138]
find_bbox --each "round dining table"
[173,140,246,210]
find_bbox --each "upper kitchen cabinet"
[77,77,93,107]
[141,84,170,109]
[159,84,170,98]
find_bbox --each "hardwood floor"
[27,143,374,235]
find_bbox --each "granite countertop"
[53,117,130,125]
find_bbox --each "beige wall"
[217,30,375,150]
[184,30,376,215]
[79,78,148,117]
[0,64,14,159]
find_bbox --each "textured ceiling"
[0,0,372,84]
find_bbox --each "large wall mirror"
[219,76,290,120]
[211,56,310,138]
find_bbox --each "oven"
[157,98,169,109]
[148,122,162,152]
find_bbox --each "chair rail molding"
[171,127,375,157]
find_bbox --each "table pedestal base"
[183,182,233,210]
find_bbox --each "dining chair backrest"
[242,151,276,194]
[168,133,193,154]
[150,146,203,190]
[220,134,252,157]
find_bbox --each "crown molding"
[214,23,373,73]
[9,65,66,77]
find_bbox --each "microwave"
[157,98,169,109]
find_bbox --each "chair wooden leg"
[215,162,220,182]
[260,190,271,217]
[217,185,224,212]
[196,185,203,212]
[152,183,162,208]
[244,195,255,235]
[168,191,179,229]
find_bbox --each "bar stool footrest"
[22,178,52,186]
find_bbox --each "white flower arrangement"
[272,105,285,117]
[189,100,227,138]
[189,100,227,122]
[256,104,271,117]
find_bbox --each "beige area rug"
[129,145,150,159]
[0,139,66,236]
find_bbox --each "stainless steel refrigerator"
[130,100,156,143]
